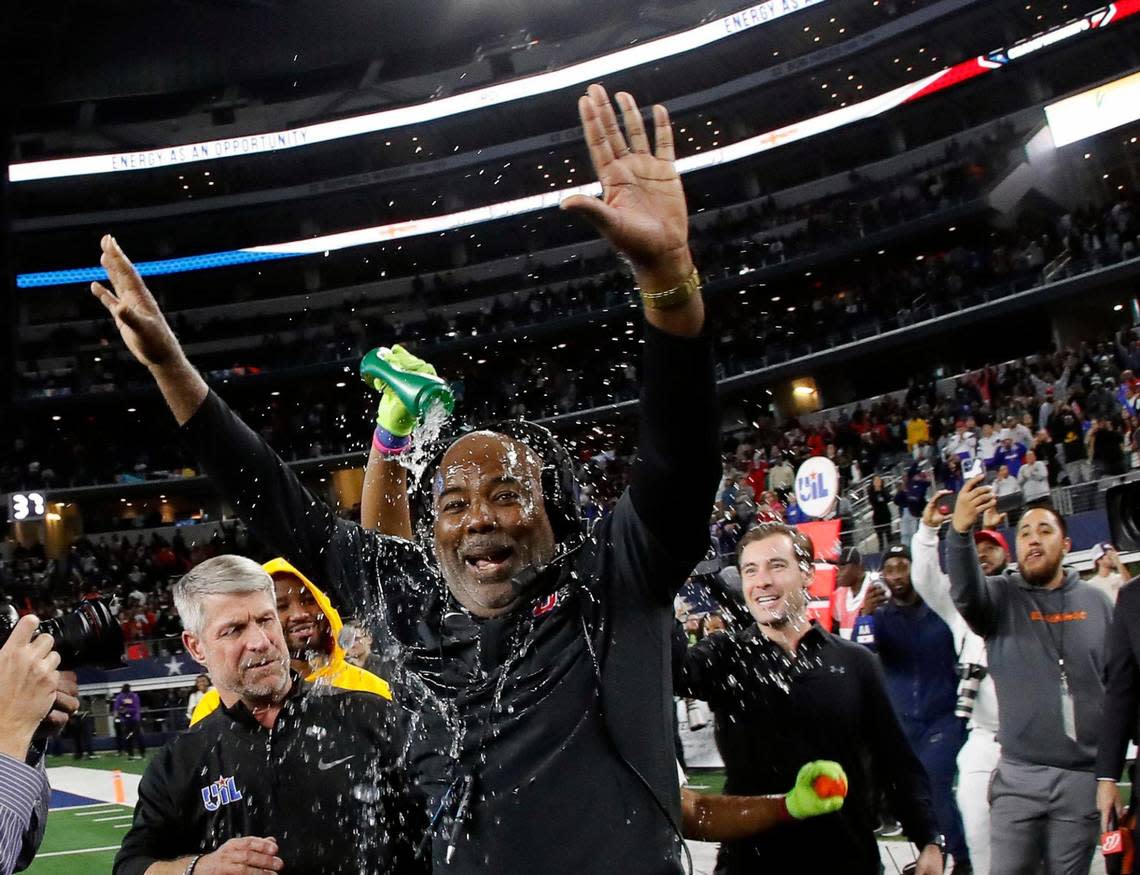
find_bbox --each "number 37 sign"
[8,492,47,522]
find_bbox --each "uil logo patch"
[201,776,243,812]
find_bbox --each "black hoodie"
[178,324,719,874]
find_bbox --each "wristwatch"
[927,834,946,856]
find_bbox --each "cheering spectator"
[895,468,929,544]
[1016,450,1050,505]
[1053,408,1092,485]
[854,546,971,871]
[1089,418,1127,477]
[1088,542,1128,604]
[992,433,1026,477]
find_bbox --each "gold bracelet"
[639,268,701,311]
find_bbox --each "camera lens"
[41,600,124,670]
[0,599,123,670]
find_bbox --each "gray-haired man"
[114,556,423,875]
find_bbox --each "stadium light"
[15,0,1140,289]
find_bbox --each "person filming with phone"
[946,476,1112,874]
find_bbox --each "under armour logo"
[201,776,242,812]
[829,665,847,675]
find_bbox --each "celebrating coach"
[93,84,720,874]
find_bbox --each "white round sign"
[793,456,840,519]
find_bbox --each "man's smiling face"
[433,432,557,618]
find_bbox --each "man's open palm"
[562,85,689,276]
[90,235,180,368]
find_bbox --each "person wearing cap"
[1088,542,1128,604]
[912,491,1009,875]
[829,548,872,641]
[993,433,1026,478]
[947,478,1113,875]
[853,543,971,872]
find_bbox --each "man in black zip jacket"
[113,555,424,875]
[92,84,719,875]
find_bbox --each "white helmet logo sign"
[794,457,840,519]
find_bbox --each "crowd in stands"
[707,323,1140,561]
[17,130,1022,399]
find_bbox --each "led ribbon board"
[8,0,825,183]
[16,0,1139,289]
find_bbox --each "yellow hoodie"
[190,558,391,725]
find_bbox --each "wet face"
[1016,508,1071,587]
[739,535,811,629]
[976,540,1007,575]
[273,573,328,657]
[184,590,290,704]
[433,432,557,618]
[881,557,913,601]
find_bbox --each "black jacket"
[677,622,939,875]
[113,678,425,875]
[178,324,720,874]
[1097,577,1140,783]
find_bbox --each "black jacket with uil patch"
[113,676,427,875]
[175,324,720,874]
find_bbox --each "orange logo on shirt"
[1028,610,1088,624]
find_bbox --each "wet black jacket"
[179,324,720,874]
[113,678,426,875]
[677,623,939,875]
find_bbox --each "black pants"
[117,718,146,756]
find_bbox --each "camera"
[954,662,988,720]
[0,598,124,670]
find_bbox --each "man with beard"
[854,544,971,873]
[677,523,944,875]
[93,85,720,874]
[188,558,391,724]
[114,556,422,875]
[912,492,1009,875]
[947,478,1113,875]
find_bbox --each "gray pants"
[988,757,1098,875]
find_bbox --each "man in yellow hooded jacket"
[190,557,390,724]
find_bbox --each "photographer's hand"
[35,671,79,740]
[0,617,61,762]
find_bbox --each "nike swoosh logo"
[317,755,354,771]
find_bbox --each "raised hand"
[562,84,692,293]
[90,235,183,368]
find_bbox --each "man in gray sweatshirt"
[946,476,1113,875]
